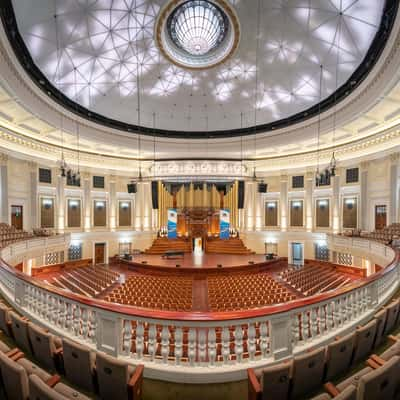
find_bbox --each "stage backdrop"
[219,209,230,239]
[167,208,178,239]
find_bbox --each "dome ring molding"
[155,0,241,70]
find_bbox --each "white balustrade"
[0,234,398,382]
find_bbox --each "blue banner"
[167,208,177,239]
[219,209,230,239]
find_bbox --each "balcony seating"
[96,352,144,400]
[105,275,193,311]
[373,308,387,347]
[325,333,355,381]
[280,264,351,296]
[28,323,62,371]
[144,237,192,254]
[0,303,145,400]
[205,237,254,254]
[0,302,12,336]
[0,223,34,248]
[29,373,91,400]
[9,311,31,352]
[207,272,296,311]
[47,265,119,298]
[248,296,400,400]
[311,385,357,400]
[61,338,96,392]
[383,298,400,335]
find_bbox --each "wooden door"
[11,205,23,230]
[375,205,387,230]
[94,243,106,265]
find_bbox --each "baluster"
[343,295,351,323]
[161,325,170,364]
[135,321,144,360]
[123,320,132,356]
[234,325,243,363]
[311,307,319,338]
[208,328,216,367]
[321,304,327,334]
[65,302,72,331]
[32,287,38,315]
[301,311,309,342]
[58,300,66,328]
[221,326,230,364]
[52,297,59,326]
[148,324,157,362]
[174,327,183,366]
[260,321,269,358]
[81,308,89,340]
[334,298,341,327]
[198,329,207,364]
[188,328,196,367]
[247,323,256,361]
[41,291,47,318]
[73,305,80,337]
[46,294,53,322]
[291,314,300,348]
[327,301,334,330]
[89,310,97,344]
[26,285,32,311]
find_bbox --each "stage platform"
[116,253,283,274]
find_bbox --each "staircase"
[144,237,192,255]
[205,238,254,255]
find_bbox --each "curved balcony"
[0,234,398,383]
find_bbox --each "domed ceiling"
[7,0,387,136]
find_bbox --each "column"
[29,162,38,230]
[0,154,8,224]
[280,174,288,231]
[109,175,117,231]
[244,181,256,230]
[56,174,65,234]
[389,153,399,224]
[82,172,91,232]
[332,169,341,234]
[305,171,313,232]
[142,181,152,230]
[360,162,369,231]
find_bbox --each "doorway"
[94,243,106,265]
[193,237,203,254]
[11,205,23,230]
[291,242,304,266]
[375,205,387,230]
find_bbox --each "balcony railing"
[0,234,398,383]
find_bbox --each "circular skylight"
[168,1,228,56]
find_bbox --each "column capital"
[27,161,37,173]
[360,161,370,171]
[389,152,400,164]
[0,153,8,166]
[280,174,288,182]
[81,171,91,180]
[109,174,117,184]
[305,170,314,180]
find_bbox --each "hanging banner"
[220,209,230,239]
[167,208,178,239]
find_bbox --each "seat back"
[257,362,290,400]
[9,311,31,352]
[0,303,11,336]
[96,352,130,400]
[291,347,326,398]
[62,338,95,392]
[357,355,400,400]
[384,299,400,335]
[311,385,356,400]
[29,374,69,400]
[0,351,29,400]
[352,320,377,365]
[325,332,355,381]
[28,323,56,370]
[373,309,387,348]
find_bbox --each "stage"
[116,253,283,274]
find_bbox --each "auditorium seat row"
[280,264,350,296]
[248,297,400,400]
[0,301,144,400]
[0,223,34,248]
[47,265,119,298]
[208,272,296,311]
[105,275,193,311]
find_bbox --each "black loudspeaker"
[238,180,245,209]
[258,183,268,193]
[151,181,159,209]
[127,183,137,193]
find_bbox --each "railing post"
[96,311,123,357]
[270,315,292,360]
[14,279,26,308]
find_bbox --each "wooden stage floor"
[125,253,268,269]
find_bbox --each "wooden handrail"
[0,235,398,322]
